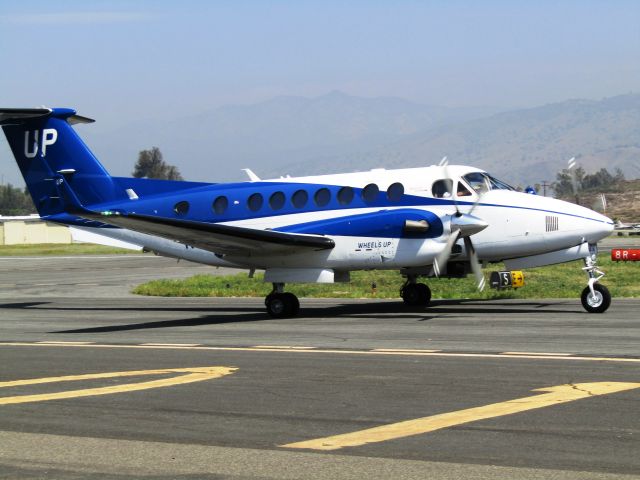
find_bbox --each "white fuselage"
[74,165,613,277]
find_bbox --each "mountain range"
[77,92,640,187]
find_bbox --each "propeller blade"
[567,157,578,196]
[464,237,485,291]
[433,229,460,277]
[466,176,490,216]
[440,157,461,217]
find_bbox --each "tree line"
[0,184,34,216]
[552,166,625,198]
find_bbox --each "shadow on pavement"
[0,297,582,334]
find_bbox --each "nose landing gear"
[580,254,611,313]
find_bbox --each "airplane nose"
[584,211,614,243]
[553,198,614,244]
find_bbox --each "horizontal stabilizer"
[0,108,94,125]
[0,108,51,124]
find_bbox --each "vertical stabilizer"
[1,108,126,216]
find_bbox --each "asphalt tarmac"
[0,255,638,479]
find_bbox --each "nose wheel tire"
[581,283,611,313]
[401,283,431,306]
[265,292,300,318]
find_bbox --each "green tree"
[132,147,183,180]
[552,166,626,203]
[582,168,614,190]
[0,184,36,215]
[613,168,625,183]
[552,166,585,198]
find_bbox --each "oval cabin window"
[247,193,263,212]
[212,196,228,215]
[314,188,331,207]
[337,186,354,205]
[387,182,404,201]
[362,183,379,203]
[292,189,308,208]
[269,191,285,210]
[174,201,190,215]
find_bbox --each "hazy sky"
[0,1,639,183]
[1,1,638,121]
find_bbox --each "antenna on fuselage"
[242,168,261,182]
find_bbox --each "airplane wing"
[79,211,335,256]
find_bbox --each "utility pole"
[541,181,549,197]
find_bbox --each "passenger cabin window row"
[172,182,405,216]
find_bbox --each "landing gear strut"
[400,276,431,306]
[580,252,611,313]
[265,283,300,318]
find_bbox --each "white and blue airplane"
[1,107,614,316]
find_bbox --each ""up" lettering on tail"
[24,128,57,158]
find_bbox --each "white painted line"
[372,349,441,353]
[36,341,95,345]
[141,343,202,347]
[502,351,572,356]
[3,343,639,364]
[252,345,316,350]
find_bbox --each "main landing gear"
[265,283,300,318]
[400,276,432,307]
[580,253,611,313]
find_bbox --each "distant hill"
[277,94,640,187]
[83,91,503,183]
[8,92,638,189]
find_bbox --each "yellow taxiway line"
[281,382,640,450]
[0,366,236,406]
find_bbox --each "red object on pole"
[611,248,640,261]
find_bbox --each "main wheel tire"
[265,293,275,307]
[401,283,431,306]
[282,292,300,316]
[265,292,300,318]
[266,293,289,318]
[581,283,611,313]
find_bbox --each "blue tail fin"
[1,108,126,216]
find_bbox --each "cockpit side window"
[456,181,472,197]
[432,179,453,198]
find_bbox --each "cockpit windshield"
[462,172,515,194]
[487,175,516,191]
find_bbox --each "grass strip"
[133,254,640,299]
[0,243,143,256]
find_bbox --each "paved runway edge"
[1,431,638,480]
